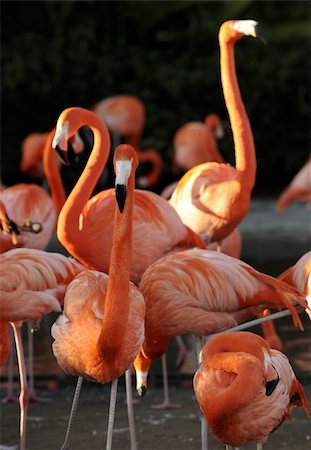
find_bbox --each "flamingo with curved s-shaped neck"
[193,331,310,449]
[169,20,260,247]
[52,144,145,450]
[52,107,205,286]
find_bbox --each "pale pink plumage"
[193,331,310,448]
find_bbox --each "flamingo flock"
[1,18,310,450]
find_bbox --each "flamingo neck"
[97,171,134,359]
[43,129,66,218]
[57,113,110,239]
[201,352,262,430]
[220,35,256,189]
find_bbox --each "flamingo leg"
[125,369,137,450]
[174,335,189,369]
[26,320,50,403]
[106,378,118,450]
[201,415,208,450]
[2,327,18,403]
[60,376,84,450]
[11,322,30,450]
[151,354,180,409]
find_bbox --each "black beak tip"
[138,385,146,397]
[265,375,279,396]
[116,184,126,213]
[255,25,267,44]
[55,146,70,166]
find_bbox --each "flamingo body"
[173,114,224,172]
[276,157,311,211]
[193,332,310,447]
[20,132,50,179]
[52,269,145,383]
[0,184,56,253]
[138,248,306,362]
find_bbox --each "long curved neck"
[97,170,134,360]
[138,150,163,186]
[203,352,262,428]
[220,35,256,189]
[57,113,110,240]
[43,129,66,217]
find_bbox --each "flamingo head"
[114,144,138,213]
[220,19,266,44]
[52,108,86,165]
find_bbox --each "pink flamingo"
[193,331,310,449]
[0,248,86,450]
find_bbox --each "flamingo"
[0,248,86,450]
[0,183,56,253]
[52,106,205,286]
[19,131,50,180]
[168,20,261,247]
[276,155,311,212]
[173,113,224,173]
[51,144,146,449]
[134,248,308,395]
[193,331,310,449]
[92,94,163,188]
[279,251,311,315]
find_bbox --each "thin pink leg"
[11,322,30,450]
[174,335,189,369]
[2,326,18,403]
[151,354,180,410]
[26,320,49,403]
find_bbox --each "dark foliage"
[1,0,310,194]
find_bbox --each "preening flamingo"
[169,20,260,246]
[134,248,308,395]
[52,145,145,449]
[0,248,86,450]
[92,94,163,188]
[52,107,205,285]
[0,183,56,254]
[276,155,311,212]
[193,331,310,449]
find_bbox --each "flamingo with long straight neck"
[52,145,145,449]
[169,20,259,245]
[52,107,205,285]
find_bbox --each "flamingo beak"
[52,121,70,165]
[115,184,127,213]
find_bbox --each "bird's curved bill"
[116,184,127,213]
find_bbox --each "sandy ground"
[0,197,310,450]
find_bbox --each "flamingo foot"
[28,389,51,403]
[151,400,181,410]
[2,394,18,403]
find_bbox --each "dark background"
[1,0,310,194]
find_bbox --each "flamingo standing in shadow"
[92,94,163,189]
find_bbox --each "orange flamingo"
[0,248,86,450]
[134,248,308,395]
[52,144,145,449]
[0,183,56,254]
[169,20,260,246]
[173,113,224,173]
[193,331,310,449]
[276,155,311,212]
[52,107,205,285]
[92,94,163,188]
